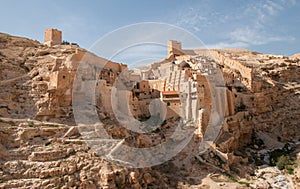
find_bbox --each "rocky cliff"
[0,32,299,188]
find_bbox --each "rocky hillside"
[216,49,300,146]
[3,117,298,189]
[0,32,300,188]
[0,32,76,121]
[0,32,39,118]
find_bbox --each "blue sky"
[1,0,299,60]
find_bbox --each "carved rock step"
[0,178,44,189]
[28,148,74,162]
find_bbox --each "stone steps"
[0,178,44,189]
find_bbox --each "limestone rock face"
[0,32,77,121]
[0,118,172,188]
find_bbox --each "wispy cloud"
[224,0,295,48]
[205,41,248,49]
[229,27,295,46]
[176,7,208,32]
[173,0,296,49]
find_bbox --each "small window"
[62,75,66,79]
[167,102,170,106]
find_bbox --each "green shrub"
[286,166,294,174]
[276,155,296,174]
[61,40,70,45]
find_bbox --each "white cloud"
[263,0,283,15]
[174,7,213,33]
[232,1,294,45]
[205,41,248,49]
[207,0,295,49]
[173,0,296,50]
[229,27,295,46]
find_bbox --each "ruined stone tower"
[44,28,62,46]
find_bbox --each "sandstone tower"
[44,28,62,46]
[168,40,183,57]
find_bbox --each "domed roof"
[179,61,191,69]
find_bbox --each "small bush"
[276,155,296,174]
[238,181,250,187]
[61,40,70,45]
[276,155,290,170]
[286,166,294,174]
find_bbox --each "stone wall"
[192,49,253,89]
[41,47,128,119]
